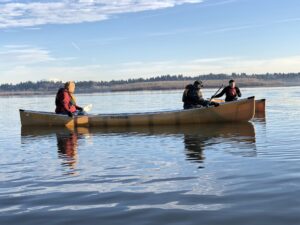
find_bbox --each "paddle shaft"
[210,84,223,101]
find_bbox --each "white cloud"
[48,77,63,82]
[1,55,300,84]
[81,56,300,79]
[0,64,103,84]
[0,0,203,28]
[0,45,54,65]
[200,0,240,7]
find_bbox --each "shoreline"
[2,75,300,96]
[0,83,298,97]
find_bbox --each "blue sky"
[0,0,300,84]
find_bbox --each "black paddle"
[210,84,223,102]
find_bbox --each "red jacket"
[214,86,241,102]
[55,88,79,114]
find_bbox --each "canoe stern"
[19,109,89,128]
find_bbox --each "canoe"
[19,96,255,128]
[211,98,265,113]
[255,99,266,113]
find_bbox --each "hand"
[67,111,73,118]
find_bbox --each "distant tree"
[1,73,300,93]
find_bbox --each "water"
[1,87,300,225]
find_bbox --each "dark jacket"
[214,86,241,102]
[182,84,206,109]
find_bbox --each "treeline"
[1,73,300,94]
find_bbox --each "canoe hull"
[20,97,255,127]
[211,98,266,113]
[255,99,266,113]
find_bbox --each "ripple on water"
[2,89,300,225]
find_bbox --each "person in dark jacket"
[182,80,219,109]
[55,81,83,117]
[212,80,241,102]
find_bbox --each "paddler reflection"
[87,122,256,166]
[56,129,78,170]
[56,127,90,172]
[182,122,256,166]
[21,126,90,173]
[21,122,256,171]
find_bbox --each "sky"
[0,0,300,84]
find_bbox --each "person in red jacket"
[55,81,83,117]
[212,79,241,102]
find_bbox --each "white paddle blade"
[83,104,93,112]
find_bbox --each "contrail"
[71,41,80,51]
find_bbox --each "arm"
[182,89,188,102]
[213,87,226,98]
[76,105,83,111]
[236,87,241,97]
[68,93,82,111]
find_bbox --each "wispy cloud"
[2,55,300,84]
[274,17,300,24]
[23,27,41,30]
[0,45,54,65]
[144,16,300,39]
[96,56,300,78]
[0,64,103,84]
[200,0,241,7]
[0,0,203,29]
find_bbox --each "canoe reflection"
[254,111,266,122]
[89,123,256,161]
[21,122,255,169]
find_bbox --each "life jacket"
[228,87,237,98]
[55,88,77,113]
[224,86,240,102]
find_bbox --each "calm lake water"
[1,87,300,225]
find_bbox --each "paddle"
[83,104,93,113]
[210,84,223,102]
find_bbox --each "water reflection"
[56,129,78,170]
[21,122,256,171]
[254,111,266,123]
[181,123,256,166]
[90,123,256,166]
[21,127,90,174]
